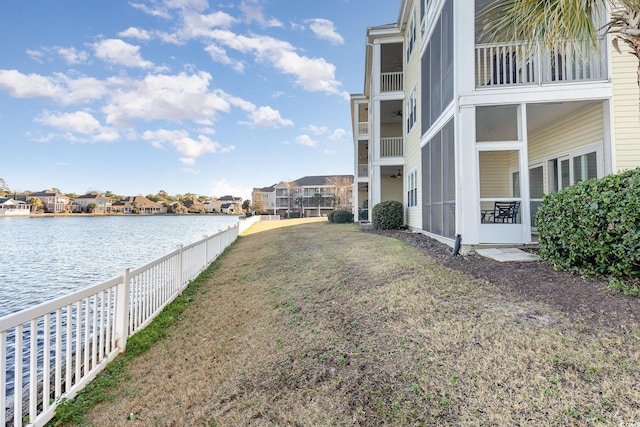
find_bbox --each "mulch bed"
[362,226,640,330]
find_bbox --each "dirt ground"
[362,226,640,330]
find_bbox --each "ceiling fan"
[392,110,403,117]
[390,169,403,178]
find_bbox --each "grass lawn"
[59,219,640,426]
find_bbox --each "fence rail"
[0,218,263,427]
[380,71,403,92]
[475,38,607,88]
[380,137,404,158]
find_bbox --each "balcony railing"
[380,137,403,157]
[358,122,369,136]
[381,72,403,92]
[475,39,607,88]
[358,164,368,178]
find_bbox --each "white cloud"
[0,69,62,99]
[323,149,336,155]
[142,128,235,163]
[295,134,316,147]
[35,110,120,142]
[181,10,237,38]
[26,49,45,63]
[306,18,344,45]
[93,39,153,68]
[204,43,244,72]
[118,27,153,41]
[303,124,328,136]
[210,178,251,200]
[36,111,101,134]
[103,71,230,126]
[130,2,172,19]
[243,106,293,128]
[0,70,109,105]
[56,47,89,64]
[239,0,282,27]
[328,128,346,140]
[209,30,344,95]
[165,0,209,12]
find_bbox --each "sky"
[0,0,400,201]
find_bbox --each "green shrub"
[372,200,403,230]
[328,210,336,223]
[536,167,640,295]
[331,210,353,223]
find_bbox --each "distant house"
[72,194,112,213]
[112,196,162,214]
[0,197,30,216]
[183,199,205,212]
[203,201,217,213]
[211,195,244,213]
[251,186,276,214]
[27,191,71,213]
[220,203,236,214]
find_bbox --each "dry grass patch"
[74,222,639,426]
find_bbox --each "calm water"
[0,215,239,318]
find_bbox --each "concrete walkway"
[475,247,541,262]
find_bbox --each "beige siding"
[479,151,512,204]
[528,104,603,162]
[380,176,403,202]
[380,123,402,137]
[611,40,640,171]
[404,0,423,229]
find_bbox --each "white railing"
[358,164,368,178]
[1,224,242,427]
[475,38,607,88]
[380,72,403,92]
[380,137,404,157]
[358,122,369,136]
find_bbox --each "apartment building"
[351,0,640,250]
[253,175,354,217]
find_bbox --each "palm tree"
[295,196,305,217]
[480,0,640,89]
[310,193,323,217]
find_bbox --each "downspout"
[451,234,462,256]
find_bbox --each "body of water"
[0,215,239,318]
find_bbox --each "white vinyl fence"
[0,220,261,427]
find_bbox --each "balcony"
[358,122,369,136]
[475,39,607,88]
[358,164,368,178]
[381,72,403,92]
[380,137,403,158]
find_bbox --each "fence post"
[115,268,130,351]
[176,245,184,291]
[203,235,208,269]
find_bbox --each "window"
[406,87,417,132]
[421,0,454,134]
[407,170,418,207]
[422,118,455,238]
[549,149,599,192]
[406,11,416,61]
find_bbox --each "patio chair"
[491,201,520,223]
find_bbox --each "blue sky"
[0,0,399,200]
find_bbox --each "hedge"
[372,200,403,230]
[331,210,353,223]
[535,167,640,296]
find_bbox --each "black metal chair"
[491,201,520,223]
